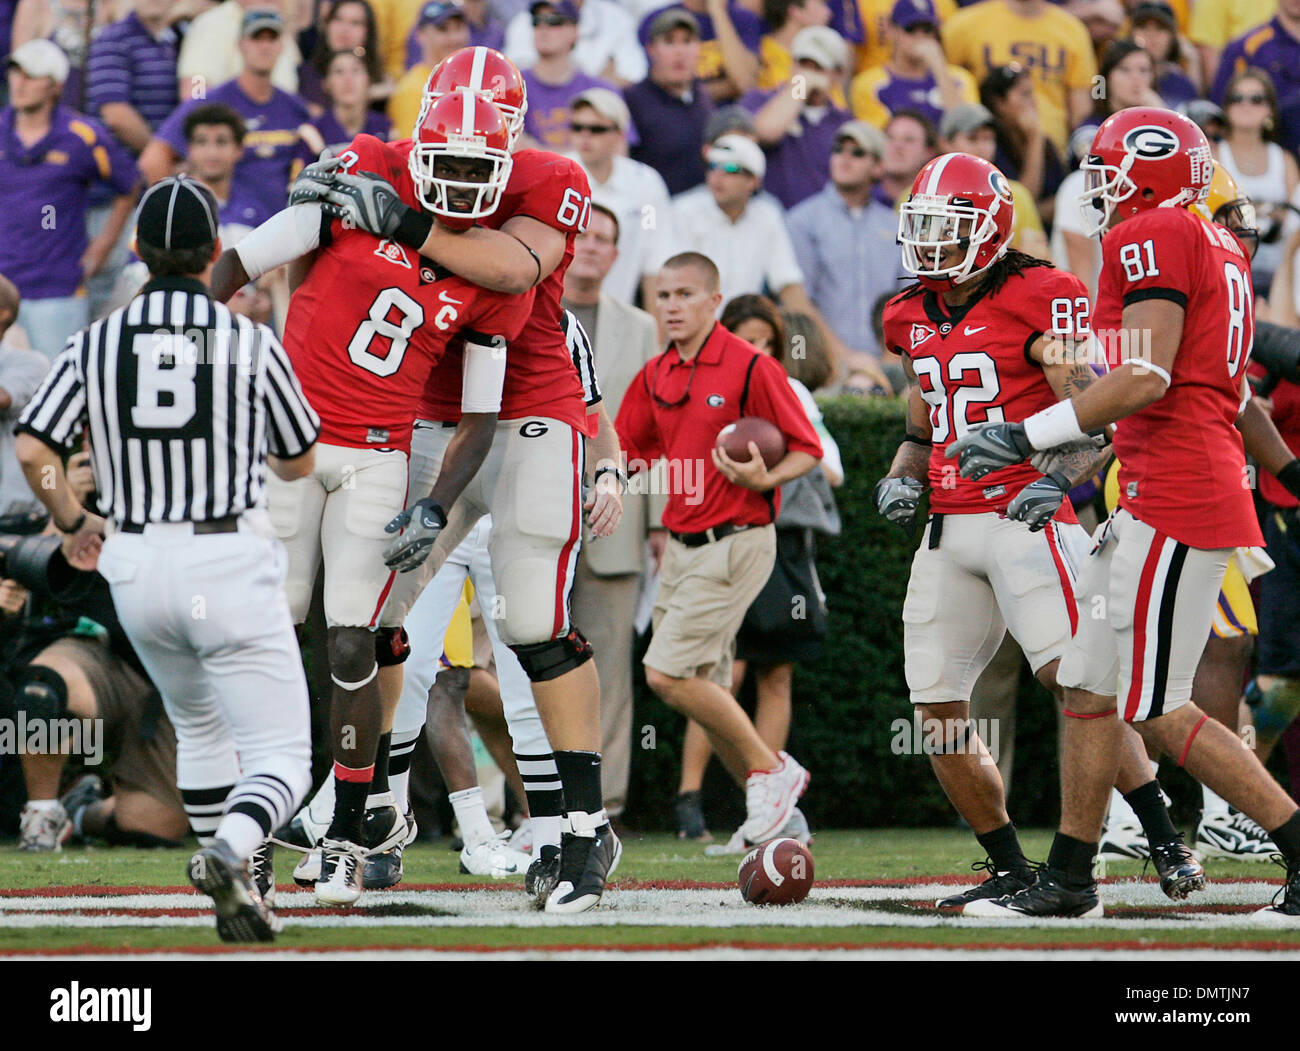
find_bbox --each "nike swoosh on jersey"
[964,325,987,335]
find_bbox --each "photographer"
[2,451,186,852]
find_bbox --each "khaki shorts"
[645,524,776,687]
[903,512,1088,706]
[382,417,584,647]
[40,637,184,815]
[267,442,409,627]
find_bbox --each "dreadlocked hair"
[896,249,1056,301]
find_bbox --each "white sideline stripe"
[0,884,1292,931]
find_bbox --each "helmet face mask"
[1078,155,1137,236]
[897,153,1015,290]
[408,91,513,222]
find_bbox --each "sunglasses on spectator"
[833,141,869,157]
[903,22,937,34]
[708,161,749,174]
[1227,92,1268,105]
[569,122,618,134]
[532,13,574,25]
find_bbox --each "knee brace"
[15,666,68,722]
[510,629,593,683]
[374,626,411,668]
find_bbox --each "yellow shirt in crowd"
[853,0,957,72]
[1188,0,1274,50]
[942,0,1097,153]
[389,62,431,138]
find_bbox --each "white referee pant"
[393,516,552,760]
[97,513,312,858]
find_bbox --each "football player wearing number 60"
[950,107,1300,922]
[209,89,535,908]
[876,151,1202,914]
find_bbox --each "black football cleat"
[1255,855,1300,923]
[526,844,561,908]
[544,827,622,914]
[248,839,276,909]
[963,868,1103,918]
[188,839,280,943]
[935,858,1039,909]
[362,800,409,854]
[363,842,405,890]
[674,790,711,841]
[1148,834,1205,901]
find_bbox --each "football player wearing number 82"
[876,150,1201,914]
[949,107,1300,921]
[208,89,534,907]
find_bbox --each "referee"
[615,252,823,850]
[14,175,321,944]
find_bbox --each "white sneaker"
[1098,821,1150,861]
[1196,810,1277,860]
[704,806,810,857]
[19,803,71,852]
[507,819,535,856]
[739,752,809,845]
[459,830,532,878]
[293,849,321,886]
[315,838,367,906]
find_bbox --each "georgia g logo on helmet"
[1121,125,1181,161]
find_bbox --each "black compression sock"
[1268,810,1300,866]
[370,732,392,797]
[1123,780,1178,845]
[554,750,603,817]
[975,821,1032,875]
[1047,832,1098,888]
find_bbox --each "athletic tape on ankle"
[1178,714,1209,767]
[1063,707,1117,720]
[331,664,378,691]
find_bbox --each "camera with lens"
[0,513,96,601]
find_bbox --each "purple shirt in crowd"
[624,77,712,196]
[739,89,850,209]
[86,12,180,136]
[156,79,309,218]
[0,106,138,299]
[523,68,621,149]
[635,3,764,89]
[404,16,505,69]
[1212,16,1300,153]
[298,107,391,162]
[868,70,946,130]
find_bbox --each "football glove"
[287,154,346,207]
[946,421,1034,481]
[383,498,447,573]
[314,171,431,248]
[873,475,925,525]
[1007,472,1070,532]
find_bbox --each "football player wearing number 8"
[950,107,1300,921]
[209,90,535,907]
[291,47,630,913]
[876,151,1203,913]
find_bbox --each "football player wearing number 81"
[876,150,1203,914]
[950,107,1300,921]
[209,89,534,907]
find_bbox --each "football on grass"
[717,416,786,469]
[738,838,814,906]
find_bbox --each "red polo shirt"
[616,323,823,533]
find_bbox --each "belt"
[118,515,240,535]
[669,523,753,547]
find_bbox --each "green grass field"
[2,829,1298,957]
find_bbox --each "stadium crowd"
[2,0,1300,871]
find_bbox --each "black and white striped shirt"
[16,276,320,528]
[561,309,602,407]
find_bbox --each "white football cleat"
[18,802,71,852]
[1196,810,1277,860]
[738,752,810,845]
[293,849,321,887]
[315,838,367,906]
[459,830,532,878]
[1098,821,1149,861]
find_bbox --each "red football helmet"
[408,89,513,224]
[420,46,527,143]
[1078,107,1213,236]
[898,152,1015,289]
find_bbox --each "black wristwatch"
[594,466,628,493]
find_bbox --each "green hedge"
[624,396,1065,832]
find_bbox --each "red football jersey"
[1094,208,1263,548]
[282,135,532,451]
[883,266,1086,520]
[380,143,596,435]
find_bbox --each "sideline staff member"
[615,251,822,847]
[15,175,320,944]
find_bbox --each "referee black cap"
[135,176,220,251]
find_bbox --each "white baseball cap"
[707,134,765,180]
[791,26,847,72]
[7,39,70,85]
[570,87,631,133]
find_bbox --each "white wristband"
[1130,358,1172,387]
[1023,400,1087,451]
